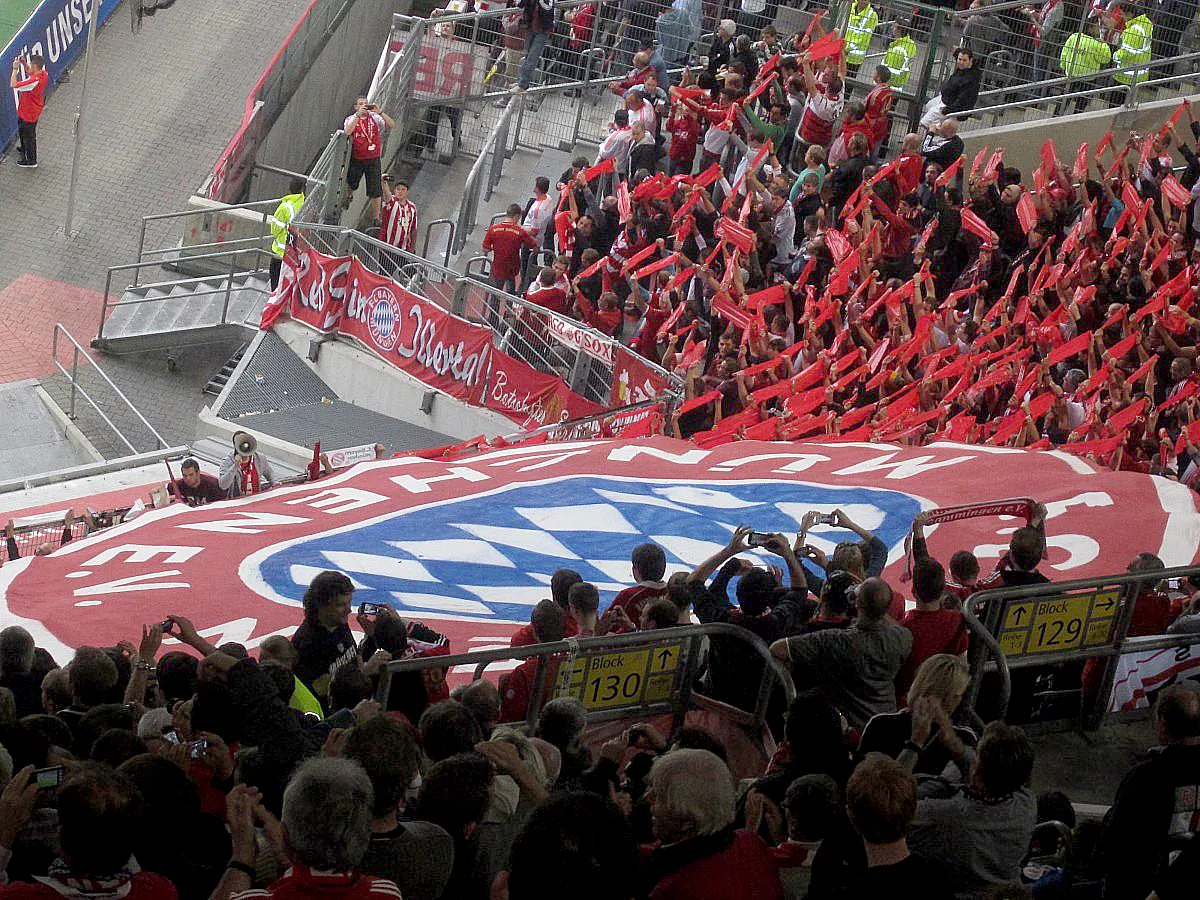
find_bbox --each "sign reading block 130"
[555,641,685,712]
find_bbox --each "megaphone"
[232,431,258,457]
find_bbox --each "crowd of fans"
[472,2,1200,485]
[1,498,1199,898]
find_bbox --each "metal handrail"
[420,218,456,268]
[293,221,682,388]
[51,324,172,455]
[99,248,274,343]
[377,621,796,732]
[134,198,280,285]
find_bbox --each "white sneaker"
[17,161,37,168]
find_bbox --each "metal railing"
[51,324,173,456]
[292,220,682,407]
[296,130,352,226]
[963,565,1200,731]
[377,621,795,735]
[97,248,275,345]
[454,100,516,254]
[131,199,283,287]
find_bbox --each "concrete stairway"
[94,272,271,354]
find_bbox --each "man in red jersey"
[379,176,418,252]
[608,542,669,621]
[342,97,394,223]
[10,53,47,169]
[483,204,538,296]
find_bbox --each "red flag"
[983,148,1005,182]
[934,156,962,187]
[970,145,990,181]
[582,158,614,181]
[620,242,659,274]
[1108,397,1148,434]
[690,162,722,189]
[1040,139,1060,176]
[1127,353,1156,385]
[1062,436,1123,458]
[1122,180,1142,216]
[1016,191,1037,234]
[745,283,790,312]
[715,217,756,255]
[1096,130,1114,157]
[806,33,844,61]
[1047,331,1093,365]
[616,181,632,222]
[632,251,679,280]
[1167,99,1191,130]
[1071,143,1088,179]
[1107,332,1139,360]
[825,229,853,262]
[1161,174,1193,209]
[867,337,891,372]
[712,292,752,330]
[961,208,998,245]
[678,389,721,415]
[1149,241,1172,273]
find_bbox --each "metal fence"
[963,565,1200,731]
[292,220,682,408]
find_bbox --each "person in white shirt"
[624,89,657,137]
[597,108,634,180]
[521,175,556,285]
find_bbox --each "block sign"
[996,587,1120,657]
[554,640,686,712]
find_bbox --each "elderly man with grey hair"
[211,757,402,898]
[707,18,738,75]
[642,749,783,898]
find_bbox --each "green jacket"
[268,191,305,258]
[1113,15,1153,85]
[883,35,916,89]
[1059,33,1111,77]
[845,3,879,67]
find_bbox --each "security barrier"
[963,565,1200,731]
[377,622,796,752]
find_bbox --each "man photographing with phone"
[10,52,47,169]
[342,96,395,224]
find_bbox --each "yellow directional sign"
[555,641,686,711]
[997,588,1120,656]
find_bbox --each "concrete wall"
[250,0,414,202]
[273,319,512,440]
[960,92,1200,183]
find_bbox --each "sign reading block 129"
[555,641,686,712]
[998,587,1120,656]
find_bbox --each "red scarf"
[239,457,261,495]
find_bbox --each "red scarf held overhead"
[239,457,261,495]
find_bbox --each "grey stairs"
[94,272,271,354]
[203,342,250,397]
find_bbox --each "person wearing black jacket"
[1093,685,1200,900]
[706,19,737,75]
[290,570,358,704]
[688,525,810,710]
[920,117,964,171]
[919,46,983,130]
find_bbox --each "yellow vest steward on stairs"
[269,192,305,258]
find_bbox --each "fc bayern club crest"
[367,286,399,351]
[2,438,1197,661]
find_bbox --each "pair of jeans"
[517,30,549,89]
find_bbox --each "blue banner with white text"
[2,0,121,151]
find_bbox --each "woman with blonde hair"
[856,654,977,776]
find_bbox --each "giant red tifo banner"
[3,440,1198,686]
[264,244,601,428]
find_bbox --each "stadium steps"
[202,341,251,397]
[93,273,270,355]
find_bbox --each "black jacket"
[939,65,983,114]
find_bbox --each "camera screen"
[35,767,63,790]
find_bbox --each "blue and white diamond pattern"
[256,476,923,623]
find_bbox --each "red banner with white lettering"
[266,244,606,430]
[610,346,671,408]
[486,351,603,431]
[339,260,493,405]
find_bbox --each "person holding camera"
[10,52,47,169]
[342,97,395,224]
[687,525,810,709]
[217,431,274,499]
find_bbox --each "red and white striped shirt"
[381,196,418,251]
